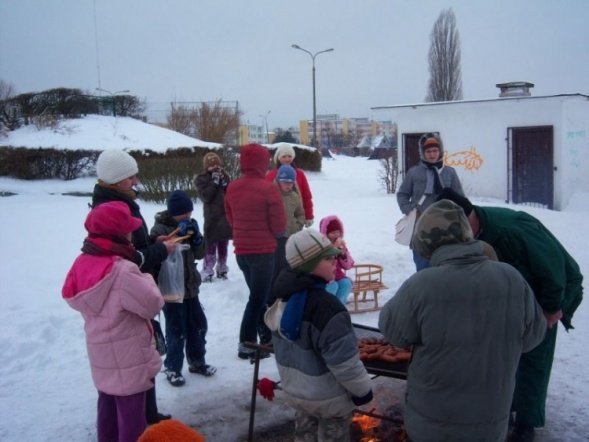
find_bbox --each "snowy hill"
[0,115,222,151]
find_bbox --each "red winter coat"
[266,167,313,221]
[225,144,286,255]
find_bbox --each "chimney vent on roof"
[496,81,534,97]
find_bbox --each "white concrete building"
[372,86,589,210]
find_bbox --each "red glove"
[257,378,279,401]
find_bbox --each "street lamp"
[95,88,130,117]
[291,44,334,148]
[259,110,271,143]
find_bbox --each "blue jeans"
[326,277,353,305]
[412,249,430,271]
[236,253,274,344]
[163,296,208,373]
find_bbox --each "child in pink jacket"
[319,215,355,304]
[62,201,164,442]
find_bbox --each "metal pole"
[291,45,334,148]
[312,61,317,147]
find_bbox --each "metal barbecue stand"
[244,324,409,441]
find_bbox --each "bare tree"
[167,103,195,136]
[194,100,241,144]
[425,8,463,102]
[166,100,241,144]
[0,80,18,133]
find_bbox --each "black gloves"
[351,390,373,406]
[211,169,229,188]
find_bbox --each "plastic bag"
[158,244,189,303]
[395,208,417,246]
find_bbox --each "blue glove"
[178,219,203,247]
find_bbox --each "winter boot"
[188,364,217,377]
[165,370,185,387]
[216,271,228,280]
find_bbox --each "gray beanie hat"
[412,199,473,259]
[96,150,138,184]
[286,229,341,273]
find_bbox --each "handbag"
[394,208,417,246]
[151,318,167,356]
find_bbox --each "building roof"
[371,93,589,111]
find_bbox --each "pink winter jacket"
[62,254,164,396]
[319,215,355,281]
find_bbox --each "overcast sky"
[1,0,588,128]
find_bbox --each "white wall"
[373,95,589,210]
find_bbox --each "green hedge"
[0,144,321,202]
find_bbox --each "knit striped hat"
[286,229,342,273]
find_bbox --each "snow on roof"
[0,115,222,152]
[263,141,316,152]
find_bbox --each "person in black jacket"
[194,152,232,282]
[93,149,176,424]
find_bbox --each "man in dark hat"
[437,188,584,442]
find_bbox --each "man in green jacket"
[438,189,584,442]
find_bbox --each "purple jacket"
[63,255,163,396]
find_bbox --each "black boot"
[508,424,535,442]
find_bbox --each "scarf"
[423,161,444,195]
[82,234,136,261]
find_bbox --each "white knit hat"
[286,229,341,273]
[274,144,296,164]
[96,149,139,184]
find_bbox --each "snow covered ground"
[0,119,587,441]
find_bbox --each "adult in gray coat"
[379,200,546,442]
[396,133,464,271]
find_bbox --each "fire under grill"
[246,324,410,441]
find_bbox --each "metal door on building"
[402,133,424,173]
[508,126,554,209]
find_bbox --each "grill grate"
[353,323,409,380]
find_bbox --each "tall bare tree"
[425,8,463,102]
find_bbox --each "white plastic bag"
[394,209,417,246]
[158,244,189,303]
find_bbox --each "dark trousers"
[270,237,289,304]
[236,253,274,345]
[97,390,146,442]
[512,324,557,427]
[145,383,158,421]
[163,296,208,373]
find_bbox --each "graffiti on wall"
[566,130,587,169]
[444,146,484,171]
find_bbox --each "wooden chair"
[348,264,388,313]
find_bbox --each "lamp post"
[291,44,334,148]
[259,110,271,143]
[95,88,130,117]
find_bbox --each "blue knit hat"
[277,165,296,183]
[167,190,194,216]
